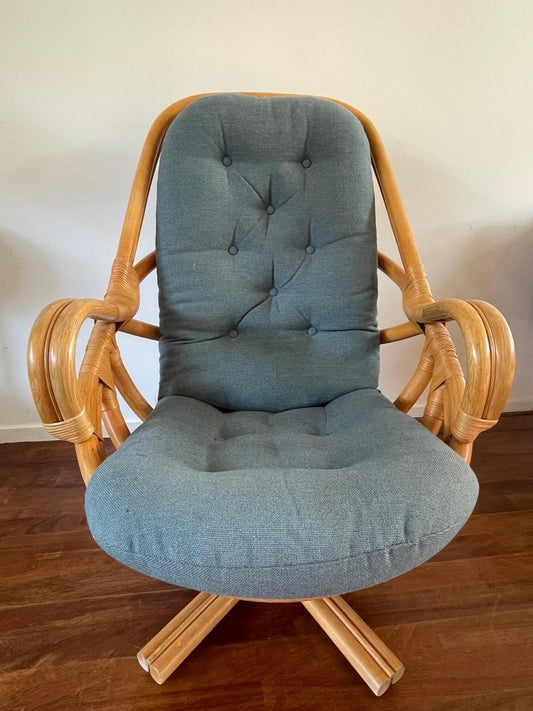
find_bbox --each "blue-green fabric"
[85,389,478,600]
[156,94,378,412]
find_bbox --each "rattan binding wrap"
[43,407,95,443]
[452,410,498,443]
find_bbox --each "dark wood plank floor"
[1,413,532,711]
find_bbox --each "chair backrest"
[156,94,379,412]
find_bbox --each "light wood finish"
[136,590,403,693]
[304,598,391,695]
[138,593,238,684]
[137,592,214,671]
[302,596,405,696]
[108,344,153,422]
[119,318,160,340]
[377,251,422,344]
[25,92,516,695]
[327,596,404,682]
[393,340,433,413]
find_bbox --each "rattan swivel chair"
[28,93,515,696]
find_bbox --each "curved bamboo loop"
[47,299,123,422]
[109,345,153,421]
[101,384,131,448]
[29,298,127,480]
[406,298,495,451]
[467,300,516,420]
[422,385,445,435]
[28,299,75,424]
[393,340,433,414]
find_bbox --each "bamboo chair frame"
[27,93,515,696]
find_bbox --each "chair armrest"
[28,296,135,482]
[406,297,515,449]
[28,255,139,430]
[28,298,124,435]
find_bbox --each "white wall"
[1,0,532,441]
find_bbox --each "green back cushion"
[157,94,379,411]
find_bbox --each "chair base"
[138,591,404,695]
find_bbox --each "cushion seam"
[101,518,464,572]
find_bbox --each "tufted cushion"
[85,389,478,600]
[157,94,378,412]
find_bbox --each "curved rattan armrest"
[406,297,515,449]
[28,255,140,427]
[28,295,136,482]
[28,298,124,429]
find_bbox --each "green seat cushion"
[85,389,478,599]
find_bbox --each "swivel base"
[138,591,404,696]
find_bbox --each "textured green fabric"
[156,94,379,412]
[85,389,478,599]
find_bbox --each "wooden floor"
[1,413,532,711]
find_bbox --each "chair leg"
[137,592,239,684]
[302,595,404,696]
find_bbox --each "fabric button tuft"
[222,155,232,166]
[305,245,315,255]
[228,245,238,255]
[266,205,275,215]
[269,287,278,297]
[307,327,318,336]
[302,158,312,168]
[229,329,239,338]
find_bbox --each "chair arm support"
[405,298,515,445]
[28,255,140,438]
[28,297,129,443]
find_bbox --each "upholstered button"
[305,245,315,255]
[228,245,238,255]
[302,158,312,168]
[269,287,278,297]
[222,155,232,166]
[229,329,239,338]
[307,327,318,336]
[266,205,275,215]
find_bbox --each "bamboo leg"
[326,596,404,683]
[303,596,404,696]
[138,592,239,684]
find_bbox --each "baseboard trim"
[1,399,532,443]
[0,420,142,444]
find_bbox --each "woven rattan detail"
[453,410,498,443]
[403,264,433,310]
[43,407,94,443]
[105,257,139,318]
